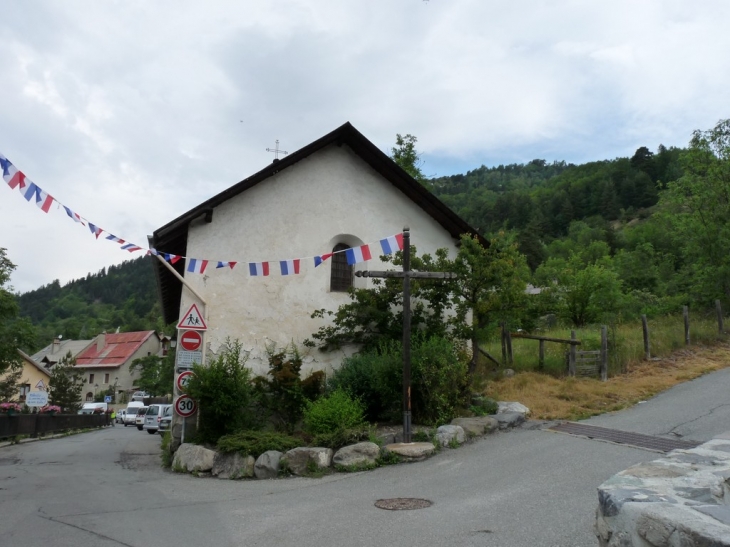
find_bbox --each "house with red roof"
[74,331,167,403]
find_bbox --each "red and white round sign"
[176,371,195,392]
[174,395,197,418]
[179,330,202,351]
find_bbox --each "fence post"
[501,323,507,366]
[600,325,608,381]
[538,339,545,370]
[683,306,690,345]
[568,330,577,377]
[716,300,724,334]
[506,330,513,365]
[642,314,650,360]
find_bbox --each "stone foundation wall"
[596,433,730,546]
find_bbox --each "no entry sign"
[180,331,202,351]
[175,395,197,418]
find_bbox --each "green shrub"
[303,389,366,435]
[216,430,301,458]
[471,396,498,416]
[328,343,401,422]
[185,339,259,445]
[329,336,470,425]
[311,425,373,450]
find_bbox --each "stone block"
[283,447,333,476]
[435,425,466,447]
[333,442,380,467]
[212,452,255,479]
[450,416,498,437]
[254,450,282,480]
[173,443,216,473]
[383,442,435,462]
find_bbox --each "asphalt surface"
[0,367,728,547]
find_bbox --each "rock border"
[169,402,529,480]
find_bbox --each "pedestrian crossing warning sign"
[177,303,207,331]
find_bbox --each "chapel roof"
[149,122,485,324]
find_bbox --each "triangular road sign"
[177,303,207,331]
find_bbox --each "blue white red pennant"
[65,206,86,225]
[279,259,300,275]
[314,253,333,267]
[187,259,208,274]
[2,152,410,278]
[345,244,372,265]
[249,262,269,276]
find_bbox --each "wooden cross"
[355,227,457,443]
[266,139,288,160]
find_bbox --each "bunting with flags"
[2,150,412,280]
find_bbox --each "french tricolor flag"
[279,259,300,275]
[164,253,182,264]
[216,261,237,269]
[22,182,38,202]
[314,253,333,268]
[187,259,208,274]
[0,155,28,191]
[121,243,142,252]
[380,234,404,255]
[88,223,103,239]
[33,186,54,213]
[249,262,270,276]
[106,234,125,244]
[65,206,86,225]
[345,244,372,265]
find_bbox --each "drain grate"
[548,422,701,453]
[375,498,433,511]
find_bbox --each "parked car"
[158,405,173,436]
[78,402,108,415]
[143,404,171,435]
[130,391,150,402]
[115,409,126,424]
[135,406,149,430]
[123,402,145,427]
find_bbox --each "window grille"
[330,243,353,292]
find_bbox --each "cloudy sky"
[2,0,729,294]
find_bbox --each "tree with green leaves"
[0,248,35,401]
[660,118,730,306]
[48,352,86,412]
[130,350,174,396]
[391,133,431,189]
[449,233,530,374]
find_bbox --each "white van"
[78,402,108,414]
[123,401,145,426]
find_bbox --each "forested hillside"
[17,257,164,352]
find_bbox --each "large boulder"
[173,443,216,473]
[497,401,530,417]
[212,452,255,479]
[434,425,466,447]
[333,442,380,468]
[283,447,333,476]
[383,442,435,462]
[254,450,283,480]
[451,416,498,437]
[495,411,525,430]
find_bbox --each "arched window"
[330,243,353,292]
[85,392,94,402]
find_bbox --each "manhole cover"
[375,498,433,511]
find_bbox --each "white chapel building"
[150,122,482,376]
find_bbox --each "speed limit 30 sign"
[175,395,197,418]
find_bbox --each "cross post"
[355,227,457,443]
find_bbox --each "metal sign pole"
[402,227,412,443]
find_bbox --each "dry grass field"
[481,342,730,420]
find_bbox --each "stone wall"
[596,432,730,546]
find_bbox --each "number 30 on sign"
[175,395,197,418]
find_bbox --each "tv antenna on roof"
[266,140,288,162]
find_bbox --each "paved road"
[0,368,728,547]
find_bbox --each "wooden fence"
[0,413,109,439]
